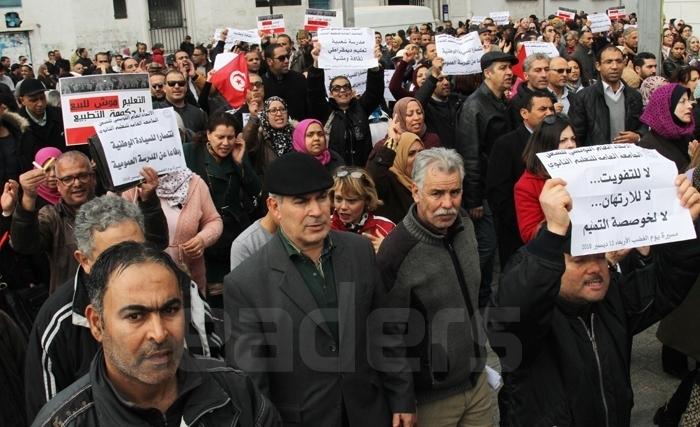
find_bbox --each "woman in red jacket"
[515,114,577,243]
[330,166,395,252]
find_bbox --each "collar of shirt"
[278,229,333,262]
[26,109,47,126]
[602,80,625,101]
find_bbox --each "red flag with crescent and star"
[211,53,249,109]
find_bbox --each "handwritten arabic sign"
[257,14,285,35]
[318,27,377,69]
[58,73,152,146]
[219,28,260,51]
[588,13,612,33]
[94,108,187,187]
[324,69,367,97]
[305,9,339,32]
[537,144,696,256]
[435,33,484,75]
[470,16,486,25]
[489,11,510,26]
[521,41,559,57]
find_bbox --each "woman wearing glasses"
[291,118,344,172]
[243,96,295,177]
[330,167,395,252]
[184,113,261,305]
[308,43,385,166]
[514,114,577,243]
[367,118,424,223]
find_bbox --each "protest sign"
[384,69,395,102]
[221,28,260,51]
[588,13,612,33]
[318,27,377,69]
[257,14,285,35]
[305,9,339,32]
[607,6,626,21]
[489,11,510,26]
[92,108,187,191]
[556,7,577,22]
[58,73,152,146]
[324,69,368,97]
[537,144,696,256]
[470,16,486,25]
[435,33,484,75]
[513,41,559,79]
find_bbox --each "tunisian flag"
[211,53,248,109]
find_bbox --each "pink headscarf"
[34,147,62,205]
[641,83,695,140]
[292,118,331,165]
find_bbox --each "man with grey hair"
[510,52,556,124]
[377,147,494,425]
[620,27,639,55]
[22,193,211,421]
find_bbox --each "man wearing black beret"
[224,152,417,426]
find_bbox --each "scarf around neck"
[260,96,294,157]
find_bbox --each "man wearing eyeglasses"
[547,56,577,115]
[149,72,166,102]
[262,43,309,121]
[9,151,165,294]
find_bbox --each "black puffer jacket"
[569,80,644,146]
[455,82,513,209]
[307,66,383,166]
[489,227,700,427]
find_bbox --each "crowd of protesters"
[2,7,700,427]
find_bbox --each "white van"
[335,5,437,35]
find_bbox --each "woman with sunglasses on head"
[307,42,384,166]
[330,166,395,252]
[242,95,295,177]
[291,118,344,172]
[638,83,696,173]
[515,114,577,243]
[183,112,261,306]
[366,117,424,223]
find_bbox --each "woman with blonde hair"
[331,166,395,252]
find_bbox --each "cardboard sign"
[318,27,377,69]
[304,9,339,32]
[489,11,510,26]
[58,73,152,146]
[257,14,285,35]
[607,6,627,21]
[588,13,612,33]
[435,33,484,75]
[556,7,577,22]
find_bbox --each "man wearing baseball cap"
[224,152,416,426]
[455,51,518,308]
[19,77,67,156]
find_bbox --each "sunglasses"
[551,68,571,74]
[166,80,187,87]
[335,170,365,179]
[152,83,164,89]
[274,54,290,61]
[330,83,352,93]
[249,81,263,89]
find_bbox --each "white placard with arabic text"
[318,27,377,69]
[435,33,484,75]
[537,144,696,256]
[489,11,510,26]
[95,108,187,187]
[588,13,612,34]
[521,41,560,58]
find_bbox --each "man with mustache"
[377,148,494,425]
[489,176,700,426]
[31,241,279,426]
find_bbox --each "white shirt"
[548,86,572,115]
[602,80,625,103]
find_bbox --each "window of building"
[308,0,330,8]
[255,0,301,7]
[0,0,21,6]
[113,0,127,19]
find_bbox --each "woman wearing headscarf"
[366,119,424,223]
[639,75,669,107]
[242,96,295,176]
[638,83,696,173]
[33,147,61,208]
[291,118,344,172]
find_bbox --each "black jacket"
[24,267,224,421]
[263,69,309,121]
[489,227,700,427]
[31,350,280,427]
[307,66,383,166]
[455,82,513,209]
[414,75,464,149]
[569,80,644,146]
[19,106,67,157]
[0,111,30,186]
[638,130,691,173]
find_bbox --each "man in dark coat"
[263,43,309,121]
[571,30,597,85]
[489,176,700,427]
[486,90,554,269]
[569,46,644,146]
[415,57,463,149]
[18,79,66,156]
[224,153,416,426]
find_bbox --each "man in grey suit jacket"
[224,152,416,426]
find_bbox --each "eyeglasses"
[166,80,187,87]
[330,84,352,93]
[267,107,287,115]
[335,170,365,179]
[274,54,290,62]
[551,68,571,74]
[57,171,93,186]
[152,84,164,89]
[249,81,263,89]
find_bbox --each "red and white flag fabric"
[211,53,248,109]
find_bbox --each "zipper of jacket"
[187,397,233,426]
[578,314,610,427]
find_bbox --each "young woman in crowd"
[686,35,700,64]
[566,57,586,93]
[639,83,696,173]
[291,118,344,173]
[371,97,441,156]
[242,96,295,177]
[664,36,689,78]
[330,166,395,252]
[184,113,261,305]
[367,118,424,223]
[32,147,61,209]
[662,28,675,60]
[515,114,577,243]
[672,65,700,101]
